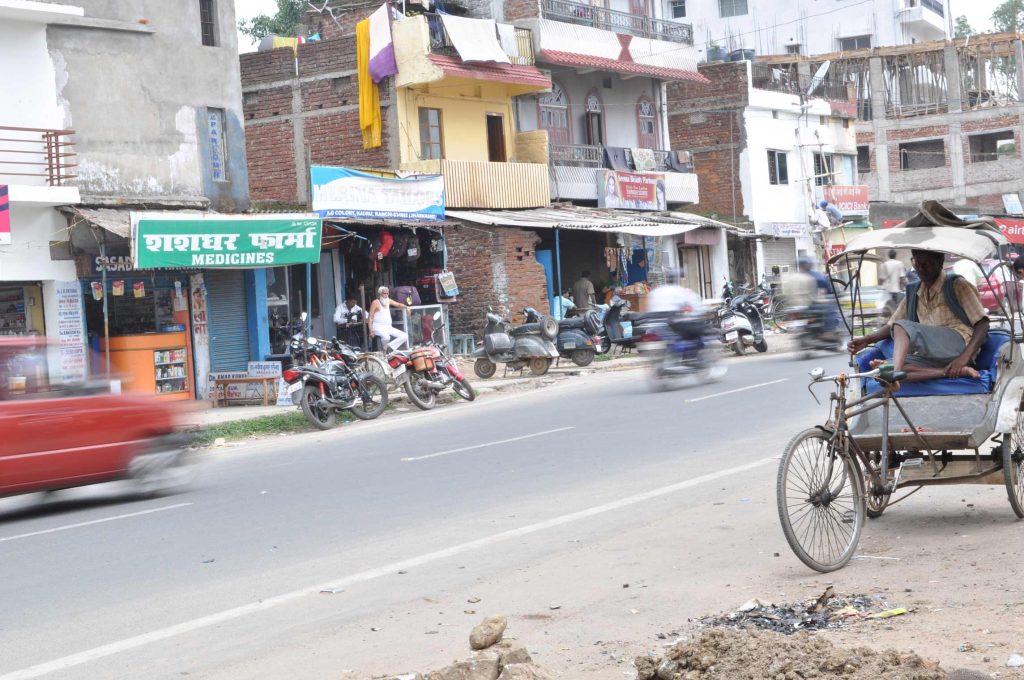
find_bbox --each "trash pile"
[694,586,908,635]
[636,628,948,680]
[374,615,555,680]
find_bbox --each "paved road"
[0,351,909,678]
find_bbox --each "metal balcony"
[426,14,536,65]
[549,144,692,173]
[750,63,851,101]
[0,126,76,186]
[542,0,693,45]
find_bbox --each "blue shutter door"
[206,269,251,372]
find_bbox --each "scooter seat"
[510,323,541,337]
[557,317,586,330]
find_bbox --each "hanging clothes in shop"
[627,248,648,284]
[357,18,382,149]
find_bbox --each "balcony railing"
[549,144,693,172]
[0,126,76,186]
[750,63,851,101]
[426,14,536,66]
[542,0,693,45]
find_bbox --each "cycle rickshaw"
[777,202,1024,572]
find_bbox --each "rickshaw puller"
[848,249,989,382]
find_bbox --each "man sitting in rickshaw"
[848,249,990,383]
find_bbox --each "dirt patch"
[637,628,946,680]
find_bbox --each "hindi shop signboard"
[310,165,445,221]
[132,214,322,269]
[597,170,666,211]
[823,185,869,216]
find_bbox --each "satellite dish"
[806,60,831,97]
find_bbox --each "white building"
[0,1,83,380]
[664,0,949,59]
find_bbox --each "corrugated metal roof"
[446,206,718,236]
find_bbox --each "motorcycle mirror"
[300,312,308,322]
[809,367,825,379]
[307,337,318,346]
[433,311,442,321]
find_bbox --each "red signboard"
[883,216,1024,245]
[597,170,666,211]
[0,185,9,245]
[828,244,845,259]
[823,185,868,215]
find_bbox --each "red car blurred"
[0,337,191,498]
[977,261,1015,313]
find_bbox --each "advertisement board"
[310,166,445,221]
[597,170,666,211]
[823,185,869,215]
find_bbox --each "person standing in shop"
[572,270,596,312]
[367,286,409,351]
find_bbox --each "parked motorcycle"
[524,307,601,367]
[639,312,726,390]
[385,312,476,408]
[472,308,559,378]
[718,290,768,356]
[280,316,389,429]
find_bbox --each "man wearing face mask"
[367,286,410,351]
[848,249,989,383]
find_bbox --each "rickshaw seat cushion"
[856,330,1011,396]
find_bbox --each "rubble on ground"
[694,586,907,635]
[374,616,555,680]
[637,628,949,680]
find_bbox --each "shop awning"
[60,207,132,239]
[445,207,725,237]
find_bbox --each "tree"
[991,0,1024,33]
[238,0,307,41]
[954,15,975,38]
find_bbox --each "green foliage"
[991,0,1024,33]
[954,15,976,38]
[192,410,353,447]
[238,0,307,41]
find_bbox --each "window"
[207,107,228,181]
[767,150,788,185]
[418,107,444,160]
[812,152,834,185]
[199,0,217,47]
[899,139,944,170]
[540,81,571,146]
[968,131,1016,163]
[637,96,658,148]
[585,92,604,146]
[785,43,801,55]
[857,145,870,174]
[838,35,871,51]
[718,0,747,18]
[670,0,686,18]
[486,113,507,163]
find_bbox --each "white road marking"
[0,456,776,680]
[0,503,192,544]
[401,427,574,462]
[685,378,788,403]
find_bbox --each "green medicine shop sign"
[132,213,323,269]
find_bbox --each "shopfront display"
[0,283,44,337]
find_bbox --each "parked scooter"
[599,299,673,354]
[472,308,559,378]
[524,307,601,367]
[717,290,768,356]
[639,311,726,390]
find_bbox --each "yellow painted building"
[391,14,552,209]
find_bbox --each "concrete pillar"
[291,81,308,204]
[1015,41,1024,99]
[868,57,890,202]
[943,45,962,114]
[948,121,967,204]
[868,57,886,119]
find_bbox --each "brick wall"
[445,226,548,335]
[246,121,296,202]
[961,114,1020,133]
[966,193,1013,213]
[501,0,542,21]
[241,35,395,206]
[886,125,950,142]
[856,131,874,145]
[667,62,749,220]
[305,3,373,41]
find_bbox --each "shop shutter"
[206,270,251,371]
[762,238,797,274]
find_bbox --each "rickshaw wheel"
[777,429,866,572]
[865,452,892,519]
[1002,410,1024,518]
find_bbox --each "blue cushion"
[856,331,1010,397]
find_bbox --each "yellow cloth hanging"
[271,36,299,56]
[356,19,382,150]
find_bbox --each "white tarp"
[440,15,510,64]
[446,209,703,237]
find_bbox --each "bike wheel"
[453,377,476,401]
[404,376,436,411]
[571,349,595,367]
[301,384,337,430]
[360,355,391,386]
[1003,407,1024,518]
[349,374,389,420]
[474,358,497,379]
[777,428,865,572]
[770,299,788,333]
[529,357,550,376]
[733,339,745,356]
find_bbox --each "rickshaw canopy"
[828,200,1008,265]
